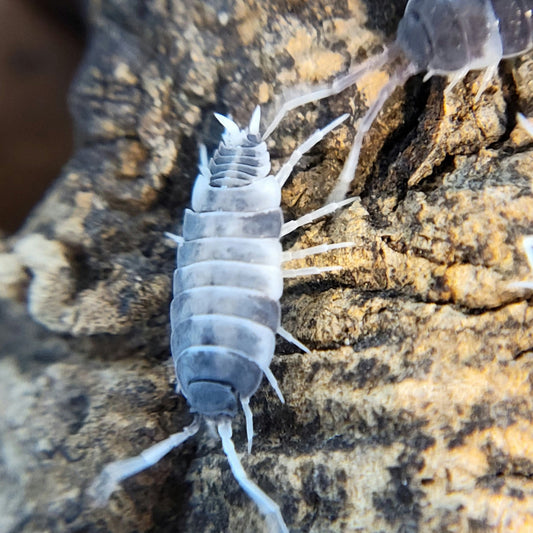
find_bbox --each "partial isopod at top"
[264,0,533,201]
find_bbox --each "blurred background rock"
[0,0,84,234]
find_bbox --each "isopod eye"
[187,381,238,417]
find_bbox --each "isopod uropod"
[264,0,533,201]
[89,105,356,533]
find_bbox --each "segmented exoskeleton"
[264,0,533,201]
[89,106,356,532]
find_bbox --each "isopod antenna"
[327,60,417,202]
[262,43,419,202]
[262,46,397,140]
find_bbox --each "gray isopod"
[88,106,357,532]
[264,0,533,201]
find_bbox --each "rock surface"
[1,0,533,532]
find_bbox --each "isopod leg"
[283,266,343,278]
[218,419,289,533]
[275,113,349,187]
[262,46,395,140]
[509,280,533,290]
[88,418,200,506]
[523,236,533,270]
[327,63,417,202]
[441,67,469,96]
[164,232,184,245]
[281,241,356,262]
[280,197,356,237]
[517,113,533,138]
[262,366,285,404]
[277,325,310,353]
[474,65,498,102]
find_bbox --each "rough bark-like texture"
[1,1,532,532]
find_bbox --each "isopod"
[88,106,356,532]
[264,0,533,201]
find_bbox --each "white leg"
[283,266,343,278]
[509,280,533,290]
[281,197,356,237]
[474,65,497,102]
[262,366,285,403]
[164,232,184,245]
[277,325,310,353]
[88,419,200,506]
[218,420,289,533]
[282,241,356,262]
[262,46,394,140]
[443,67,470,97]
[241,396,254,454]
[275,114,349,188]
[327,64,416,203]
[517,113,533,138]
[523,236,533,269]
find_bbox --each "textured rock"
[1,0,532,532]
